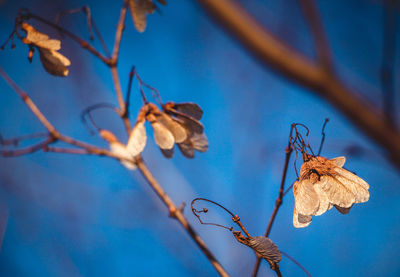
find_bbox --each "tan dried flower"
[21,22,71,76]
[293,156,370,228]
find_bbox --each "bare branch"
[136,158,230,277]
[0,136,55,157]
[196,0,400,169]
[111,0,129,64]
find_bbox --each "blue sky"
[0,0,399,276]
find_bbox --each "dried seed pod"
[163,102,204,134]
[177,132,208,158]
[99,116,147,170]
[233,231,281,264]
[128,0,165,32]
[293,156,370,228]
[21,23,70,76]
[99,129,137,170]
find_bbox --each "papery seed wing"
[35,39,61,51]
[294,179,320,216]
[171,103,203,120]
[191,132,208,152]
[333,174,369,203]
[161,147,174,158]
[110,142,137,170]
[150,121,174,149]
[177,140,194,158]
[320,176,355,208]
[334,204,352,214]
[313,179,331,216]
[126,120,147,156]
[38,48,70,76]
[330,156,346,168]
[293,207,312,228]
[333,166,369,190]
[22,23,49,43]
[128,0,156,32]
[248,236,281,263]
[155,113,187,143]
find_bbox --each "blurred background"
[0,0,399,276]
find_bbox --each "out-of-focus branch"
[381,0,397,125]
[197,0,400,169]
[298,0,332,69]
[136,159,230,277]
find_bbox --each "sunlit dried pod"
[99,119,147,170]
[128,0,166,32]
[21,22,71,76]
[293,156,370,228]
[233,231,281,264]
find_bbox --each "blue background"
[0,0,399,276]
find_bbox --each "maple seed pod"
[293,156,370,228]
[20,22,71,77]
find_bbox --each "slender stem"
[111,66,131,132]
[197,0,400,169]
[0,137,55,157]
[43,146,90,155]
[251,146,292,277]
[0,66,57,134]
[111,0,128,64]
[136,158,230,277]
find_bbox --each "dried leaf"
[161,147,174,158]
[177,131,208,158]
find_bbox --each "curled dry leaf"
[99,118,147,170]
[293,156,370,228]
[21,22,71,77]
[128,0,166,32]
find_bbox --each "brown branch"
[252,145,293,277]
[197,0,400,169]
[0,132,48,146]
[0,136,55,157]
[110,0,128,64]
[136,158,230,277]
[298,0,332,69]
[111,66,131,132]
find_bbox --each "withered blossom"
[293,155,370,228]
[21,22,71,77]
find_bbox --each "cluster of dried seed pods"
[99,101,208,169]
[293,155,370,228]
[20,23,71,76]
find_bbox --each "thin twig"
[0,136,55,157]
[111,66,131,132]
[0,132,48,146]
[197,0,400,169]
[298,0,332,69]
[252,145,293,277]
[111,0,129,64]
[136,159,229,277]
[43,146,91,155]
